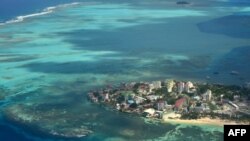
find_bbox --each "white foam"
[0,2,80,26]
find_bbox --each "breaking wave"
[0,2,80,26]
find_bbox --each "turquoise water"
[0,0,250,140]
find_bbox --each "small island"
[88,80,250,126]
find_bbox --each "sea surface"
[0,0,250,140]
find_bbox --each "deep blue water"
[0,123,33,141]
[0,0,79,22]
[1,0,250,22]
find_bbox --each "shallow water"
[0,0,250,140]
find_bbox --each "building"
[185,81,194,93]
[202,89,212,101]
[177,82,185,94]
[149,84,154,93]
[156,100,167,111]
[116,103,121,110]
[165,79,175,93]
[228,101,239,110]
[174,98,187,111]
[152,81,162,89]
[104,93,110,102]
[193,96,201,101]
[220,94,224,103]
[137,85,148,95]
[146,95,162,101]
[233,95,240,101]
[88,93,98,103]
[134,96,146,104]
[207,90,212,101]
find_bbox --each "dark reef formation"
[176,1,190,5]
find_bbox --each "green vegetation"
[208,102,218,111]
[196,84,209,94]
[117,95,125,103]
[129,103,138,108]
[181,112,201,119]
[196,84,249,101]
[154,87,168,95]
[165,97,177,105]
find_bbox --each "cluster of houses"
[88,79,243,119]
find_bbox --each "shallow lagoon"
[0,0,250,140]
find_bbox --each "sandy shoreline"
[162,113,249,127]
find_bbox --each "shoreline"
[0,2,80,26]
[163,116,249,127]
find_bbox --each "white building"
[138,88,147,95]
[185,81,194,93]
[202,89,212,101]
[149,84,154,93]
[104,93,110,101]
[207,90,212,101]
[144,108,155,117]
[146,95,162,101]
[165,79,175,93]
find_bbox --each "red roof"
[175,98,186,108]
